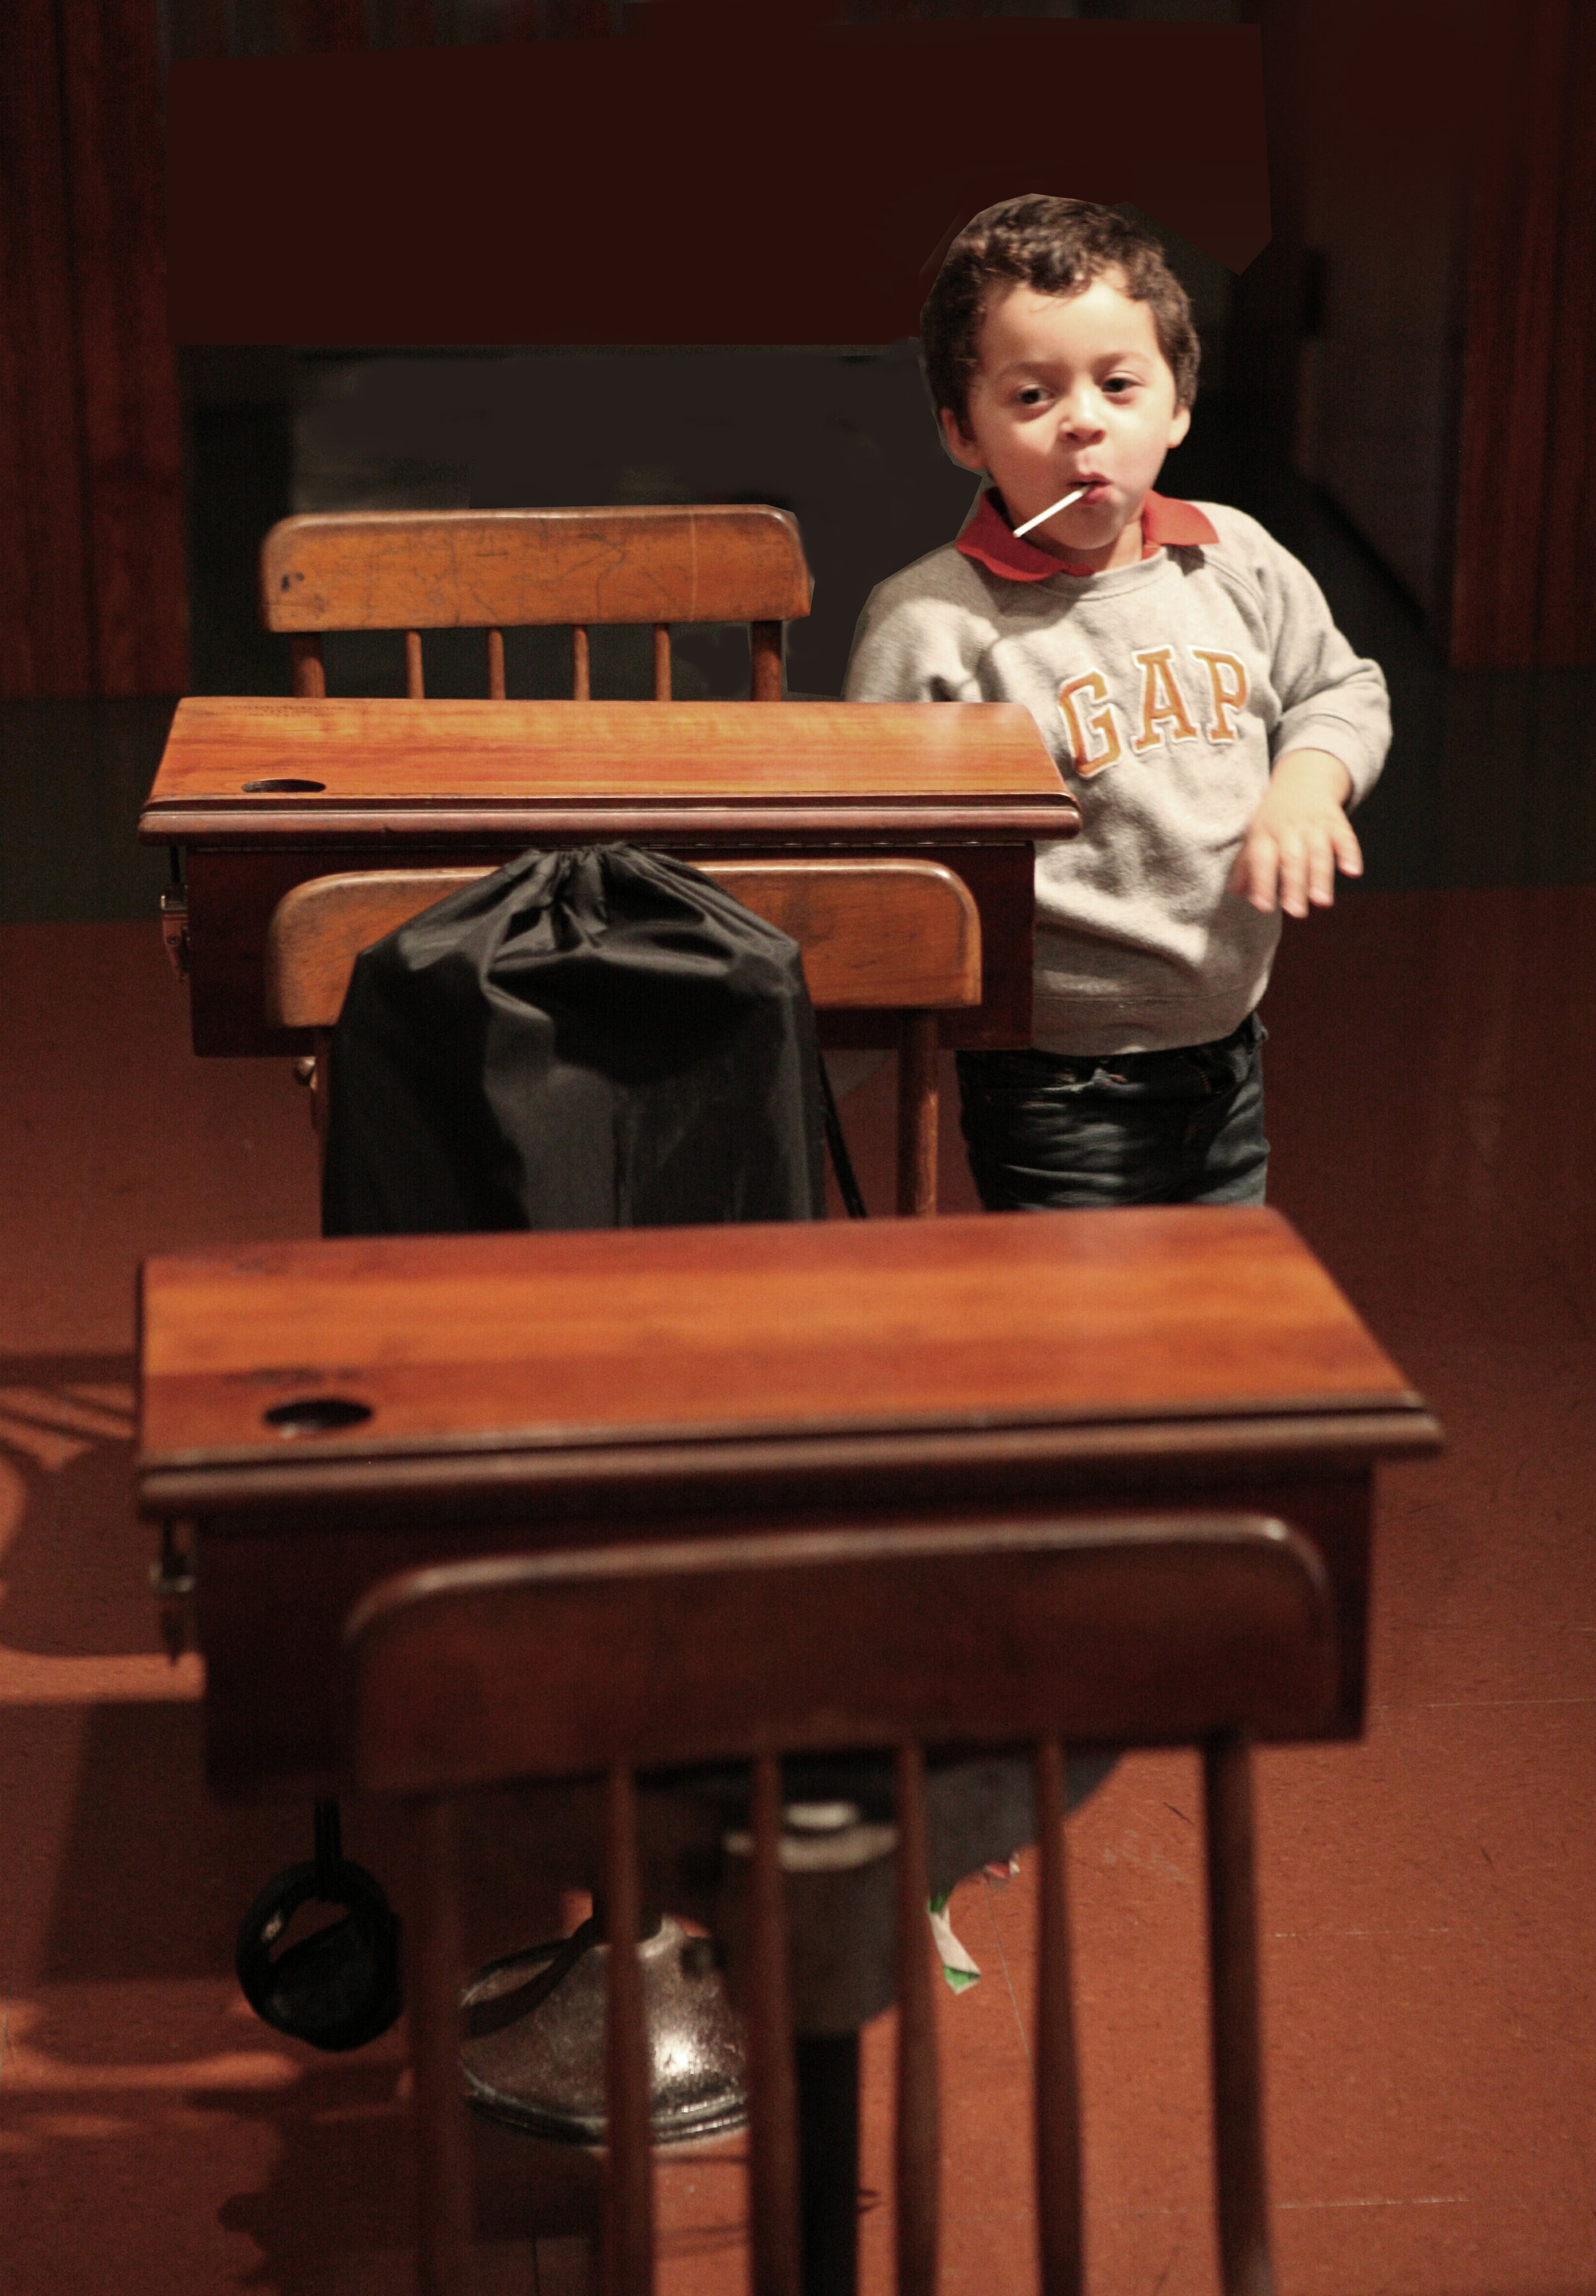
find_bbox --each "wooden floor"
[2,887,1594,2293]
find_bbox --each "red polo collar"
[957,487,1219,581]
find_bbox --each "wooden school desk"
[135,1208,1440,1805]
[135,695,1077,1057]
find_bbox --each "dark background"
[0,0,1592,919]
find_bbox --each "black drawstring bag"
[322,843,831,1237]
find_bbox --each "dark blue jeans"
[956,1012,1269,1211]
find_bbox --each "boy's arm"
[843,574,986,704]
[1229,747,1361,918]
[1230,521,1391,916]
[1260,532,1392,799]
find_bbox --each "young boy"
[843,196,1390,1208]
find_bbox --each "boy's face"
[941,271,1191,573]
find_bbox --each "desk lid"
[138,1210,1438,1513]
[138,697,1080,846]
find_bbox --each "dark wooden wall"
[3,0,1587,695]
[0,0,884,702]
[0,0,645,703]
[0,1,186,699]
[1450,0,1595,670]
[1241,0,1594,671]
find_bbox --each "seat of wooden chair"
[264,858,982,1215]
[260,504,811,702]
[349,1510,1338,2296]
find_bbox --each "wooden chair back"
[264,859,982,1215]
[260,505,812,702]
[349,1511,1339,2296]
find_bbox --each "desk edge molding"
[137,802,1080,846]
[138,1405,1443,1520]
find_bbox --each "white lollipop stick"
[1013,485,1088,538]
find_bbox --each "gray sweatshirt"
[843,492,1390,1055]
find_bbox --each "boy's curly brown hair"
[922,195,1201,436]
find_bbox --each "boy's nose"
[1058,393,1104,439]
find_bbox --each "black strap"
[818,1055,868,1220]
[314,1797,343,1888]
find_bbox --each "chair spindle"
[573,625,591,699]
[411,1798,471,2296]
[751,619,783,700]
[289,634,326,697]
[405,630,425,699]
[894,1742,939,2296]
[486,626,506,700]
[652,623,671,700]
[1033,1739,1084,2296]
[747,1755,801,2296]
[895,1012,940,1218]
[1204,1735,1275,2296]
[603,1762,656,2296]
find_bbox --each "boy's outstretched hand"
[1229,748,1362,919]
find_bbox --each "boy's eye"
[1016,386,1049,405]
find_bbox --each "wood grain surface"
[143,697,1065,1057]
[139,697,1075,821]
[179,839,1035,1059]
[139,1216,1436,1799]
[259,504,813,633]
[348,1514,1337,1784]
[351,1518,1318,2296]
[186,1476,1379,1801]
[138,1209,1425,1473]
[263,859,982,1029]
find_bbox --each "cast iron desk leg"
[798,2031,860,2296]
